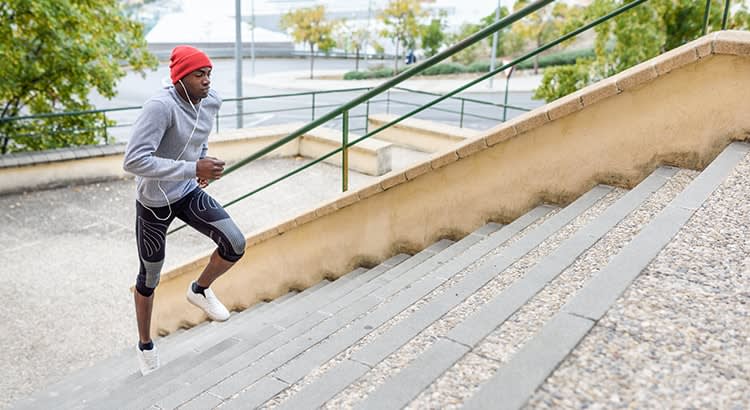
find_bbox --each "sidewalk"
[245,69,544,94]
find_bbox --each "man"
[123,45,246,376]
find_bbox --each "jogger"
[123,45,245,375]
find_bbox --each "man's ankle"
[138,340,154,351]
[192,281,208,296]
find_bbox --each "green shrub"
[516,48,594,70]
[421,62,467,76]
[533,61,592,103]
[467,61,491,73]
[343,67,397,79]
[342,49,594,80]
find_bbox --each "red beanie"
[169,45,212,84]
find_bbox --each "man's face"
[180,67,212,100]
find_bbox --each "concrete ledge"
[301,127,392,176]
[0,123,392,194]
[368,113,481,153]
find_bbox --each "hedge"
[341,48,594,80]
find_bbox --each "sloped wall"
[152,31,750,335]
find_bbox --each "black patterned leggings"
[134,187,245,296]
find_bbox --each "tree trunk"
[355,48,360,71]
[309,43,315,79]
[534,37,542,74]
[394,41,400,73]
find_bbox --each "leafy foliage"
[379,0,428,72]
[421,11,448,58]
[533,62,592,101]
[534,0,750,102]
[511,0,584,73]
[280,5,337,79]
[333,19,379,71]
[0,0,157,153]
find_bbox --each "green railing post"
[722,0,731,29]
[215,111,220,133]
[102,112,108,144]
[459,99,465,128]
[703,0,712,35]
[312,92,316,121]
[342,110,349,192]
[503,66,515,122]
[365,98,371,134]
[386,90,391,114]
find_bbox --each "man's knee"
[218,241,245,262]
[135,282,155,297]
[136,259,163,296]
[215,219,246,262]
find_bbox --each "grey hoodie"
[123,87,221,207]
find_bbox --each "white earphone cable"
[144,80,202,222]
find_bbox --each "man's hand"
[196,156,225,181]
[197,178,209,188]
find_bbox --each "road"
[89,57,544,142]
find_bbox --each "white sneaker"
[136,344,159,376]
[186,282,230,321]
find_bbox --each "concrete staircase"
[13,142,749,409]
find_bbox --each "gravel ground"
[0,157,382,410]
[408,169,697,408]
[528,156,750,408]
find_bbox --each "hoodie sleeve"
[123,100,196,180]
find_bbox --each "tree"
[480,6,515,58]
[450,22,487,65]
[0,0,157,154]
[280,5,337,79]
[534,0,750,102]
[421,10,448,58]
[511,0,582,73]
[379,0,428,72]
[448,6,520,68]
[335,19,373,71]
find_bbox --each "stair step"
[152,220,512,409]
[268,184,621,409]
[463,142,750,410]
[147,242,456,409]
[353,166,678,409]
[168,268,372,360]
[411,169,697,408]
[70,258,406,409]
[220,191,607,407]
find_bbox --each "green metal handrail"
[166,0,555,234]
[704,0,733,34]
[0,85,511,148]
[216,0,555,179]
[344,0,650,155]
[167,0,654,235]
[392,86,531,113]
